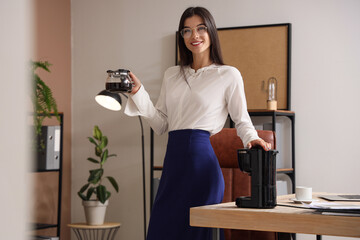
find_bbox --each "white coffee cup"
[295,186,312,201]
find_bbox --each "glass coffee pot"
[105,69,133,93]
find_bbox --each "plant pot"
[82,200,109,225]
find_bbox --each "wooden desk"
[190,193,360,239]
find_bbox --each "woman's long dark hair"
[178,7,224,68]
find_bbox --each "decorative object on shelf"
[31,61,60,136]
[267,77,278,110]
[78,125,119,225]
[36,125,61,170]
[96,70,147,239]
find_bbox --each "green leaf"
[101,149,108,165]
[99,136,108,149]
[87,157,99,164]
[32,60,52,72]
[106,191,111,200]
[86,187,95,200]
[95,146,102,157]
[32,60,60,138]
[88,168,103,184]
[107,154,117,158]
[79,183,90,193]
[106,176,119,192]
[88,137,98,146]
[78,192,88,201]
[93,126,102,141]
[96,185,107,204]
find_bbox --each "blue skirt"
[147,129,225,240]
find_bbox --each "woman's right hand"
[129,72,142,94]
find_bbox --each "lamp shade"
[95,90,122,111]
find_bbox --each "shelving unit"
[32,113,64,238]
[247,110,295,193]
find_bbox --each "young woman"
[125,6,271,240]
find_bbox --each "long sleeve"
[124,83,168,135]
[125,64,260,142]
[224,68,259,147]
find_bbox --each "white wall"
[0,0,32,239]
[71,1,360,240]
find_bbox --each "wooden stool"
[68,223,121,240]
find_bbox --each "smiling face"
[183,15,211,59]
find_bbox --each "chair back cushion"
[210,129,276,168]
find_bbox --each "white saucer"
[290,198,317,204]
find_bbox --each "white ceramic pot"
[82,200,109,225]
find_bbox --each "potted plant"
[78,125,119,225]
[32,60,60,136]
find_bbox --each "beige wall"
[0,0,32,239]
[72,1,360,240]
[32,0,72,239]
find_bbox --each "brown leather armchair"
[210,128,277,240]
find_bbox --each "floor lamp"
[95,89,146,240]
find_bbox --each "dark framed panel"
[176,23,292,110]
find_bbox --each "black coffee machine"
[236,147,278,208]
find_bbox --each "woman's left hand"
[247,138,272,151]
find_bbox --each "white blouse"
[124,64,259,146]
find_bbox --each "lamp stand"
[96,90,147,239]
[139,115,146,240]
[120,93,147,240]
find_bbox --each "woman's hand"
[247,138,272,151]
[129,72,142,94]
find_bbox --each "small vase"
[82,200,109,225]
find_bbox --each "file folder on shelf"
[37,126,61,170]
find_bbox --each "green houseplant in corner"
[78,125,119,225]
[32,60,60,136]
[32,60,61,169]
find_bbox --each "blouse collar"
[186,63,217,75]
